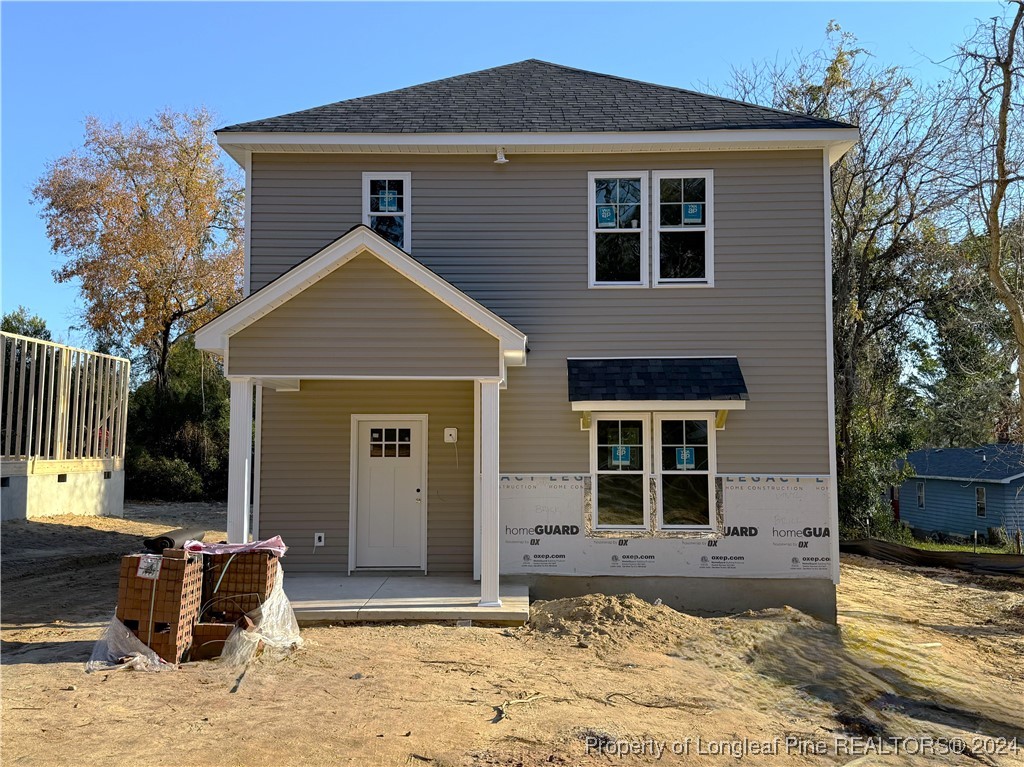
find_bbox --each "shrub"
[127,450,204,501]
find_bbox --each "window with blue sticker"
[589,174,647,286]
[653,170,713,285]
[657,416,714,528]
[594,417,647,528]
[363,173,411,250]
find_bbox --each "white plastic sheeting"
[85,616,172,673]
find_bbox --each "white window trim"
[652,169,714,287]
[654,412,717,530]
[917,482,925,509]
[362,171,412,252]
[587,171,650,288]
[590,412,651,530]
[976,486,987,518]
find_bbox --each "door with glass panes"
[355,418,425,568]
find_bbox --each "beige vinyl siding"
[260,380,474,573]
[229,253,499,378]
[251,150,829,475]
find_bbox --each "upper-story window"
[588,172,649,287]
[363,172,411,251]
[588,170,714,288]
[653,170,713,286]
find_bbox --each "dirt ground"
[2,505,1022,766]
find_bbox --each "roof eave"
[216,128,860,166]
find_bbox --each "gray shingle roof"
[903,445,1024,483]
[567,358,748,402]
[219,59,851,134]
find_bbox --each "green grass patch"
[907,540,1018,555]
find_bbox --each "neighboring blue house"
[897,444,1024,538]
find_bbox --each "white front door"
[354,418,425,569]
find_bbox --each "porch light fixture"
[494,146,509,164]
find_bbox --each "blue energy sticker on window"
[596,205,617,228]
[676,447,695,470]
[379,190,399,212]
[611,445,632,466]
[683,203,703,224]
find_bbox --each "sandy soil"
[2,507,1022,767]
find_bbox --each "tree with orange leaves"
[33,108,243,395]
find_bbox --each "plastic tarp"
[182,536,288,558]
[220,561,303,666]
[85,617,172,673]
[840,538,1024,576]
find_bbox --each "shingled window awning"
[567,357,748,411]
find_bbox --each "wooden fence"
[1,332,130,462]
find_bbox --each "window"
[588,172,648,287]
[369,427,412,458]
[976,486,987,518]
[592,414,649,528]
[590,412,717,531]
[654,413,716,528]
[653,170,713,286]
[917,482,925,509]
[362,172,411,250]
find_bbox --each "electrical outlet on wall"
[444,428,458,443]
[314,532,325,547]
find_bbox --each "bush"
[127,450,204,501]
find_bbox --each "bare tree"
[946,1,1024,437]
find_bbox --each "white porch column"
[227,377,254,543]
[479,379,501,607]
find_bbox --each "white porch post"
[227,377,254,543]
[479,379,501,607]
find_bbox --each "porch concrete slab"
[284,573,530,624]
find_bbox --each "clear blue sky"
[1,1,992,345]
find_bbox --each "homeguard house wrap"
[194,60,858,621]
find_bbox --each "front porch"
[286,573,530,624]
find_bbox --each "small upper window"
[653,170,713,286]
[363,172,411,251]
[976,486,986,518]
[588,172,648,287]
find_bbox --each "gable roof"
[219,59,852,135]
[903,444,1024,484]
[193,226,527,373]
[567,357,748,403]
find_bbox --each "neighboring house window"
[588,172,648,287]
[917,482,925,509]
[592,414,649,529]
[362,172,411,250]
[653,170,714,286]
[976,486,987,518]
[655,413,716,528]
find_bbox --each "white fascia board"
[256,377,301,392]
[217,128,860,165]
[193,227,528,360]
[913,474,1012,485]
[571,400,747,412]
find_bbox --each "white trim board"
[217,128,860,167]
[194,226,528,370]
[571,400,746,412]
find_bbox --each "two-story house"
[195,60,858,622]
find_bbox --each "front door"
[354,418,425,569]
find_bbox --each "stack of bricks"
[202,552,278,622]
[116,551,203,663]
[191,621,237,661]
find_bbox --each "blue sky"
[1,1,993,344]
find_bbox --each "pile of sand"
[529,593,712,648]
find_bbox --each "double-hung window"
[588,173,648,287]
[590,412,717,531]
[592,414,649,529]
[917,482,925,509]
[976,487,987,518]
[362,172,411,251]
[654,413,716,528]
[653,170,713,285]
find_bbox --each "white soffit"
[217,129,860,167]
